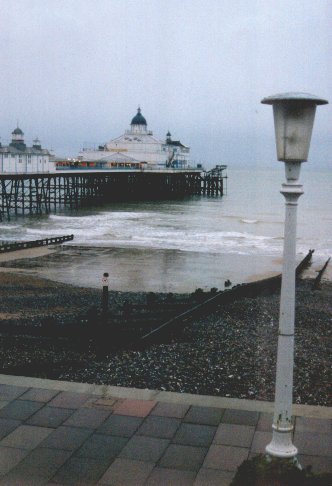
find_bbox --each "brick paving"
[0,379,331,485]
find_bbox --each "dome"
[131,107,147,126]
[12,127,24,135]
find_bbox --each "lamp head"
[261,92,328,162]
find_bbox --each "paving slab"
[222,408,259,426]
[151,401,190,418]
[298,454,332,474]
[47,483,68,486]
[98,458,154,486]
[48,391,90,409]
[0,399,44,421]
[0,446,29,477]
[145,466,196,485]
[137,416,181,439]
[0,417,22,440]
[62,407,112,429]
[173,423,217,447]
[39,425,93,451]
[0,447,72,485]
[26,406,75,428]
[0,384,29,401]
[184,406,224,425]
[0,425,53,450]
[194,467,234,486]
[18,388,60,403]
[295,416,332,434]
[294,431,332,457]
[51,456,111,485]
[203,444,249,471]
[97,414,143,437]
[74,433,128,459]
[213,423,255,447]
[256,412,273,432]
[250,430,272,454]
[119,435,169,463]
[159,444,208,472]
[113,399,156,417]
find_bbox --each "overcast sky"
[0,0,331,167]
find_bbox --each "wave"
[71,229,281,255]
[241,219,258,224]
[0,224,21,230]
[49,211,160,222]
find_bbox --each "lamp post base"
[266,426,298,458]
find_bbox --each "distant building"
[0,127,54,173]
[78,108,190,169]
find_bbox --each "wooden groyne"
[0,167,227,221]
[137,249,315,347]
[312,257,330,290]
[0,234,74,253]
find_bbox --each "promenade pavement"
[0,374,331,485]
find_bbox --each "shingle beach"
[0,256,330,408]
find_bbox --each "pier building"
[0,127,54,173]
[78,108,190,169]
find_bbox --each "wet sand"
[0,245,285,293]
[1,244,330,291]
[0,245,57,264]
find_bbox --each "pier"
[0,166,227,221]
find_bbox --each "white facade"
[79,108,190,168]
[0,128,54,173]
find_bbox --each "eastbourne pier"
[0,109,228,221]
[0,166,227,221]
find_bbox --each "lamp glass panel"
[272,102,316,161]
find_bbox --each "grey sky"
[0,0,331,167]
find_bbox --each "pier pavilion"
[78,108,190,169]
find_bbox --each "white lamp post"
[261,92,328,459]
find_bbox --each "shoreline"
[1,245,331,294]
[0,254,331,407]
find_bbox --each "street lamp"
[261,92,328,459]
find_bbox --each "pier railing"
[0,234,74,253]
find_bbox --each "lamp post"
[261,92,328,459]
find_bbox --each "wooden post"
[101,272,109,317]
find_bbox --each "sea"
[0,166,331,292]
